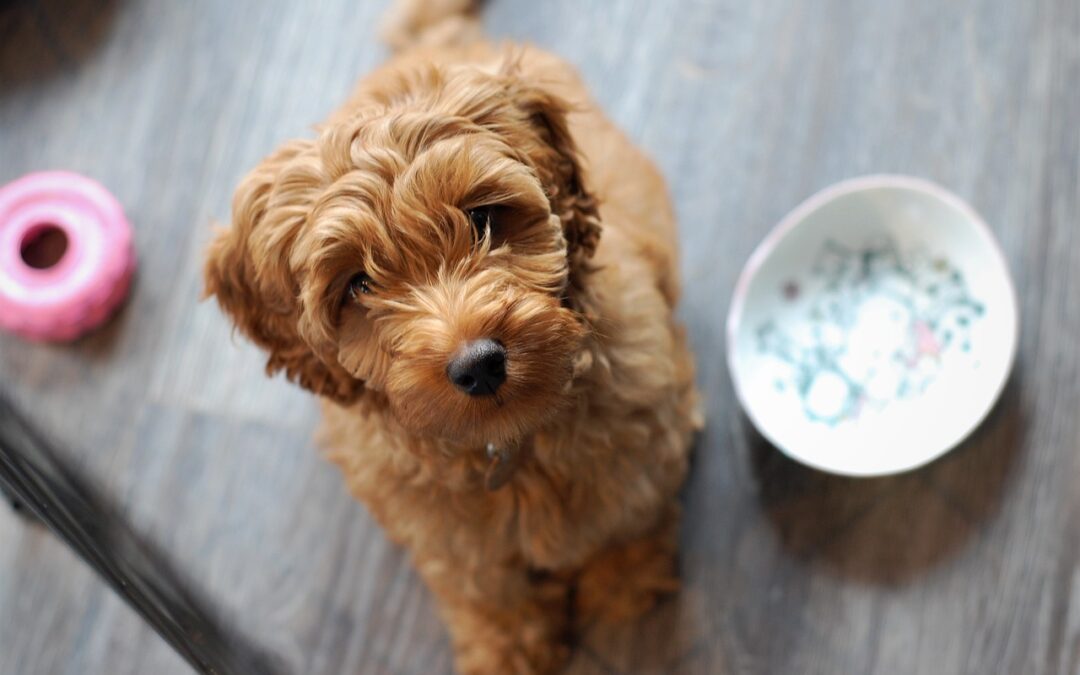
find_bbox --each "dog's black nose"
[447,339,507,396]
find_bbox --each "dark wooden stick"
[0,392,286,675]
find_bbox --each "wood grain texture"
[1,0,1078,673]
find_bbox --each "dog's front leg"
[415,554,571,675]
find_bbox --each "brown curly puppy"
[205,2,701,672]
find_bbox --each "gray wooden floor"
[1,0,1079,673]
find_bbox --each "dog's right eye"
[467,206,494,241]
[346,273,373,301]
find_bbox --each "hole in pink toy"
[20,224,68,270]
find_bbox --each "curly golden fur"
[204,3,701,672]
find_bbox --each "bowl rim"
[725,173,1020,477]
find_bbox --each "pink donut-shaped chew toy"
[0,171,135,341]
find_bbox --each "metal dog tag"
[484,442,521,491]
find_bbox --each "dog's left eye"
[467,206,494,240]
[346,273,373,301]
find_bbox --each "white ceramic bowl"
[727,175,1018,476]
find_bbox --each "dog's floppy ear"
[204,140,364,404]
[510,79,602,276]
[454,60,601,281]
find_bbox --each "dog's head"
[205,61,600,446]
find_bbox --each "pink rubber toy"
[0,171,135,341]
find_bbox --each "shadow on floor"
[0,0,122,89]
[745,371,1026,586]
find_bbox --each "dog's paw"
[574,529,680,624]
[453,627,569,675]
[447,590,571,675]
